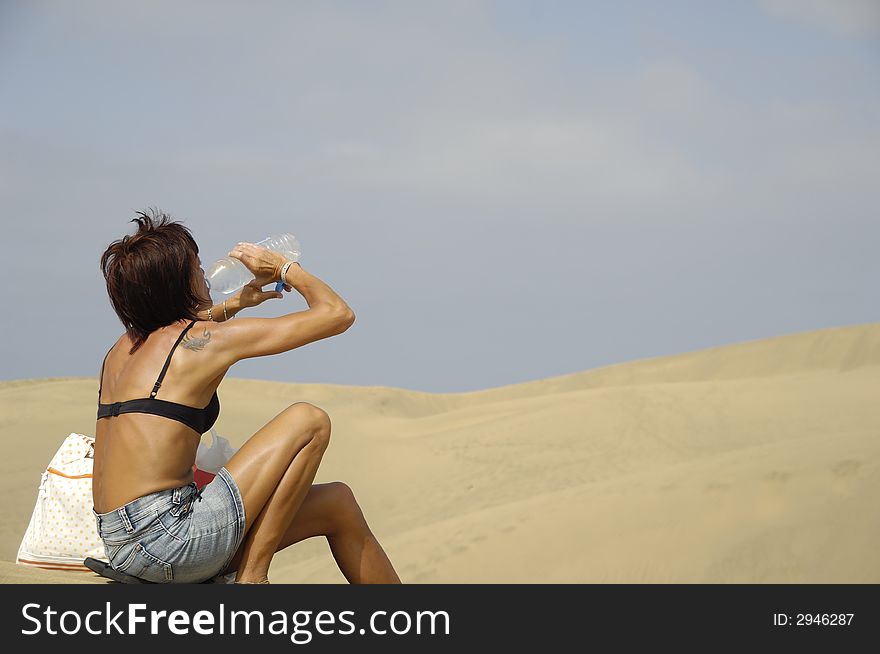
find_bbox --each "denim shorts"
[92,467,247,583]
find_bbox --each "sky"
[1,0,878,393]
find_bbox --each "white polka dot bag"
[16,433,104,573]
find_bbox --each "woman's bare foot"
[235,575,270,584]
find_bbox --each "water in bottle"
[206,233,302,296]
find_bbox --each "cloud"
[759,0,880,36]
[4,2,877,228]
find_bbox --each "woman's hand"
[237,278,289,309]
[228,242,288,287]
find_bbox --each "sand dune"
[1,323,878,583]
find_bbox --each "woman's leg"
[222,402,332,583]
[223,482,401,583]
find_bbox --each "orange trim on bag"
[17,558,91,572]
[46,467,93,480]
[18,558,89,567]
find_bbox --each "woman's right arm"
[210,244,355,364]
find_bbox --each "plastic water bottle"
[206,233,302,296]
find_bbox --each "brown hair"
[101,209,209,353]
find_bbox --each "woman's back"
[93,319,225,513]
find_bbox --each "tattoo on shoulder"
[182,326,211,351]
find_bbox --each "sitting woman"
[92,209,400,584]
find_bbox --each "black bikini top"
[97,320,220,435]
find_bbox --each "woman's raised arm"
[208,244,355,364]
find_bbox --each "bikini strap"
[150,320,198,399]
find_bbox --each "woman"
[92,209,401,584]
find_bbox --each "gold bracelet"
[223,300,231,321]
[207,306,215,322]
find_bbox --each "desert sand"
[1,322,878,583]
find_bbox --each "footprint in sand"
[830,459,862,495]
[831,459,861,478]
[703,481,729,493]
[412,568,437,582]
[763,470,790,484]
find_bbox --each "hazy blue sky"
[1,0,878,393]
